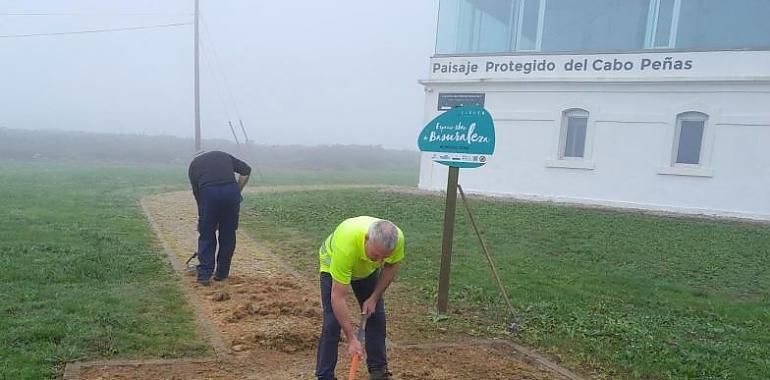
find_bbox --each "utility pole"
[228,121,240,145]
[238,119,250,144]
[194,0,201,151]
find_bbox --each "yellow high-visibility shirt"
[319,216,405,284]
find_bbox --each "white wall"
[418,81,770,220]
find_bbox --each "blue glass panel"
[477,1,515,52]
[654,0,675,47]
[436,0,514,54]
[436,0,462,54]
[436,0,770,54]
[542,0,650,52]
[518,0,541,50]
[676,120,704,164]
[564,116,587,158]
[677,0,770,49]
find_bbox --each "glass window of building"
[560,109,589,159]
[676,0,770,50]
[515,0,544,51]
[435,0,770,54]
[541,0,650,52]
[646,0,680,49]
[436,0,515,54]
[436,0,544,54]
[673,112,707,165]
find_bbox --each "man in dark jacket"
[188,150,251,285]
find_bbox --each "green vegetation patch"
[0,157,416,379]
[241,189,770,380]
[250,169,416,188]
[0,161,208,379]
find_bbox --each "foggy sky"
[0,1,438,150]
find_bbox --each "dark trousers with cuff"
[196,182,241,281]
[315,271,387,380]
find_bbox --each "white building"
[419,0,770,221]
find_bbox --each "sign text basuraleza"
[428,122,490,144]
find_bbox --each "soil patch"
[73,189,584,380]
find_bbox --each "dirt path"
[69,188,585,380]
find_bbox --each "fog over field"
[0,1,437,150]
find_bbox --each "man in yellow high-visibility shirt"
[315,216,404,380]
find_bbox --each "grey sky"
[0,1,438,150]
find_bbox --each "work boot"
[368,367,393,380]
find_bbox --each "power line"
[199,37,235,127]
[200,16,243,122]
[0,22,192,38]
[0,12,192,16]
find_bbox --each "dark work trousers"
[195,182,241,281]
[315,271,387,380]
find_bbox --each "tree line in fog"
[0,128,419,172]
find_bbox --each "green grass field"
[4,158,769,380]
[0,160,415,379]
[0,161,207,379]
[240,189,770,380]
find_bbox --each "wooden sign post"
[417,106,496,313]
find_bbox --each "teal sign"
[418,105,495,168]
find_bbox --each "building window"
[673,112,707,165]
[645,0,680,49]
[435,0,770,55]
[436,0,544,54]
[646,0,770,50]
[541,0,650,52]
[514,0,545,51]
[437,0,515,54]
[560,109,589,159]
[677,0,770,50]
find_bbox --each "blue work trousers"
[315,271,387,380]
[195,182,241,281]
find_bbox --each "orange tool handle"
[348,353,361,380]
